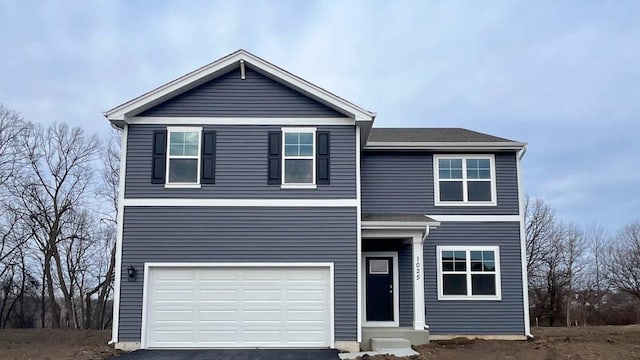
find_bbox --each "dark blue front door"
[365,257,394,321]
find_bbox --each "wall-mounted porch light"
[127,265,137,281]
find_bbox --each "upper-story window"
[282,127,316,188]
[166,127,202,186]
[434,155,496,206]
[437,246,502,300]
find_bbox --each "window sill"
[280,184,317,190]
[435,201,497,207]
[164,183,202,189]
[438,295,502,301]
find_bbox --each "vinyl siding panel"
[139,67,344,118]
[362,241,413,327]
[424,222,525,334]
[125,124,356,198]
[119,206,357,342]
[361,152,519,215]
[398,244,414,327]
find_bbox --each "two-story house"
[104,50,530,352]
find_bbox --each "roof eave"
[103,49,375,123]
[362,220,441,230]
[364,141,527,151]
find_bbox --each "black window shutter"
[151,130,167,184]
[268,131,281,185]
[316,131,330,185]
[201,130,217,184]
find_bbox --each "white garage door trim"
[141,262,335,349]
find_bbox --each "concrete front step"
[361,327,429,351]
[338,349,419,360]
[371,337,412,351]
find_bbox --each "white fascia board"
[361,228,426,240]
[429,215,520,222]
[365,141,527,151]
[104,49,375,122]
[129,117,355,126]
[362,221,440,229]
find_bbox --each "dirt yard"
[410,324,640,360]
[0,329,118,360]
[0,325,639,359]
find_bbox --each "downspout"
[422,225,430,242]
[517,145,533,338]
[422,225,430,330]
[518,145,527,160]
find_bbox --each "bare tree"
[606,221,640,301]
[539,223,569,326]
[8,122,100,328]
[0,104,26,188]
[527,213,586,327]
[575,223,610,324]
[524,195,556,279]
[82,128,119,329]
[559,222,585,326]
[0,104,27,285]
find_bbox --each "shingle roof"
[367,128,519,143]
[362,213,438,223]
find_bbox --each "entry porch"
[360,214,439,350]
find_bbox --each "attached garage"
[141,263,334,348]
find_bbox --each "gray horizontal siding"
[424,222,525,335]
[361,151,520,215]
[139,66,344,118]
[362,240,413,328]
[398,244,414,327]
[119,206,357,342]
[125,124,356,198]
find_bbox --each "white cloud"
[0,0,638,229]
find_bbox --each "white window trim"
[165,126,203,188]
[433,154,497,206]
[281,127,317,189]
[362,251,400,327]
[436,245,502,301]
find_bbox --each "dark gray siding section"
[361,152,519,215]
[362,240,413,327]
[424,222,525,334]
[125,124,356,198]
[119,207,357,342]
[139,67,344,117]
[398,244,414,327]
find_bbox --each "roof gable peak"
[104,49,375,126]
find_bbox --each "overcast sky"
[1,1,638,231]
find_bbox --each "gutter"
[365,141,527,151]
[518,145,528,160]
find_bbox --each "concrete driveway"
[115,349,340,360]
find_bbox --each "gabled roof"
[104,49,376,124]
[365,128,526,150]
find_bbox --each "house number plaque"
[415,255,421,280]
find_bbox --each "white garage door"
[143,265,332,348]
